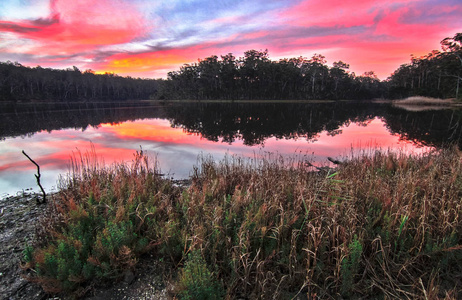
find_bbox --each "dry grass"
[394,96,452,105]
[393,96,455,109]
[22,148,462,299]
[180,149,462,298]
[392,96,455,111]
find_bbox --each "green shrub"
[22,149,177,293]
[341,235,363,296]
[177,251,223,300]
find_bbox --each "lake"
[1,101,461,197]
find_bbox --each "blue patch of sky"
[0,0,49,20]
[135,0,296,50]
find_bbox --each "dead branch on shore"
[22,150,46,204]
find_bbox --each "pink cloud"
[374,6,441,41]
[1,0,461,80]
[270,0,462,79]
[1,0,148,55]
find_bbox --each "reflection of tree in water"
[166,103,462,149]
[0,102,166,140]
[165,102,380,146]
[382,107,462,149]
[2,102,462,150]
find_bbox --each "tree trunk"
[457,77,460,99]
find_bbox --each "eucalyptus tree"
[0,61,158,102]
[354,71,382,99]
[238,49,270,99]
[197,55,221,99]
[219,53,238,99]
[329,61,351,99]
[440,33,462,98]
[303,54,328,99]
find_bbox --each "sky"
[0,0,461,80]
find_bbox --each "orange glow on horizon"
[1,0,461,80]
[99,120,199,144]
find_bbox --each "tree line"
[0,63,158,102]
[387,33,462,99]
[1,32,460,102]
[157,50,385,100]
[157,33,461,101]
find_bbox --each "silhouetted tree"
[0,62,158,102]
[157,49,386,100]
[388,32,462,99]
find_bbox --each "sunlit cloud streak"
[0,0,461,79]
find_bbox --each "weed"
[341,235,363,296]
[177,251,223,300]
[22,148,462,299]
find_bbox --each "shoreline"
[0,192,46,299]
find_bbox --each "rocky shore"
[0,191,46,300]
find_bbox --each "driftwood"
[21,150,46,204]
[327,157,344,165]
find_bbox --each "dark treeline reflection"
[1,102,462,149]
[384,107,462,148]
[0,102,166,140]
[165,102,377,146]
[165,103,462,148]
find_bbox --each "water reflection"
[165,102,462,148]
[1,102,460,196]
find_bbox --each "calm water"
[1,101,461,196]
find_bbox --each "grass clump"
[22,148,181,294]
[22,148,462,299]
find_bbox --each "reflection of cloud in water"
[0,112,434,196]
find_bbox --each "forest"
[0,64,158,101]
[0,33,460,102]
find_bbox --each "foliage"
[23,148,462,299]
[177,251,223,300]
[341,235,363,296]
[2,32,460,102]
[0,62,158,102]
[388,32,462,99]
[23,148,180,293]
[158,50,384,100]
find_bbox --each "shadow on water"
[0,102,166,140]
[164,102,462,149]
[1,101,462,149]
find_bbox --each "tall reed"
[22,148,462,298]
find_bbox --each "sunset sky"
[1,0,461,79]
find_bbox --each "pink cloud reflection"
[0,115,433,196]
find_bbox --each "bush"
[177,251,223,300]
[22,149,180,293]
[22,149,462,298]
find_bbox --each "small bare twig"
[22,150,46,204]
[327,157,344,165]
[419,278,428,300]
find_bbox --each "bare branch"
[22,150,46,204]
